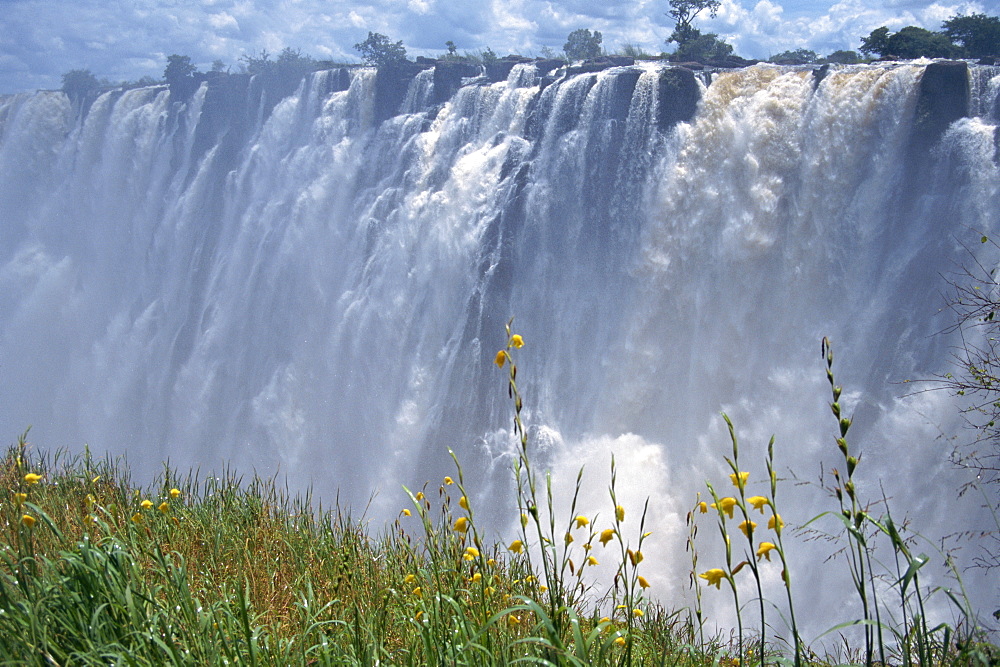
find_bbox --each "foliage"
[163,54,197,86]
[824,49,863,64]
[942,13,1000,58]
[60,69,100,101]
[769,48,820,64]
[563,28,604,60]
[669,30,733,63]
[859,25,962,59]
[353,32,408,67]
[667,0,722,45]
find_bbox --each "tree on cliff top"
[354,32,407,66]
[61,69,100,101]
[563,29,603,60]
[942,13,1000,57]
[667,0,722,46]
[860,24,963,59]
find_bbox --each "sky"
[0,0,996,94]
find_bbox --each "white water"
[1,62,998,637]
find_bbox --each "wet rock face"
[913,60,970,150]
[657,67,700,129]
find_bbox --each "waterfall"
[1,61,998,633]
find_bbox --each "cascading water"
[1,60,998,636]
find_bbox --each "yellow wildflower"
[12,492,27,506]
[485,586,495,595]
[487,558,496,567]
[401,508,411,516]
[131,513,142,524]
[404,573,416,585]
[730,471,749,489]
[738,520,757,537]
[599,528,615,546]
[614,636,626,647]
[564,532,573,545]
[169,488,181,499]
[638,576,650,589]
[747,496,768,512]
[587,556,598,566]
[616,505,625,522]
[415,491,425,501]
[494,350,507,368]
[158,501,169,514]
[508,539,524,553]
[538,585,548,593]
[459,496,469,510]
[21,514,35,528]
[415,610,424,621]
[711,497,737,519]
[574,515,589,528]
[507,614,520,627]
[768,514,784,531]
[697,501,708,513]
[583,542,592,551]
[510,334,524,348]
[633,608,643,617]
[698,568,726,589]
[453,516,469,533]
[444,476,454,485]
[23,473,42,485]
[140,499,153,510]
[463,546,480,561]
[756,542,776,561]
[471,572,482,583]
[412,587,422,598]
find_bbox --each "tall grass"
[0,327,996,665]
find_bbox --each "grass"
[0,326,997,665]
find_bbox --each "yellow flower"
[131,513,142,524]
[463,546,480,561]
[21,514,35,528]
[12,492,27,506]
[599,528,615,546]
[23,473,42,485]
[587,556,599,566]
[169,488,181,499]
[509,539,524,553]
[453,516,469,533]
[140,499,153,510]
[487,558,496,567]
[485,586,495,595]
[415,610,424,621]
[158,501,169,514]
[738,520,757,537]
[412,587,422,598]
[756,542,776,561]
[459,496,469,510]
[768,514,784,531]
[520,512,528,528]
[564,532,573,545]
[507,614,521,627]
[632,608,643,617]
[711,497,737,519]
[697,501,708,513]
[747,496,768,512]
[614,636,626,647]
[471,572,482,583]
[494,350,507,368]
[444,476,454,485]
[538,585,548,593]
[699,568,726,589]
[415,491,425,501]
[574,515,589,528]
[730,471,749,489]
[510,334,524,348]
[404,573,417,585]
[401,508,411,516]
[637,575,651,589]
[616,505,625,522]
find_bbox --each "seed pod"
[836,438,848,456]
[846,455,858,477]
[831,402,841,418]
[833,385,842,401]
[845,480,855,499]
[839,418,851,437]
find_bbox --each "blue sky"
[0,0,995,94]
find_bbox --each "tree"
[769,48,819,65]
[563,28,603,60]
[667,0,722,46]
[61,69,100,101]
[163,54,196,85]
[942,13,1000,58]
[353,32,407,66]
[824,49,862,64]
[859,25,960,59]
[670,29,733,62]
